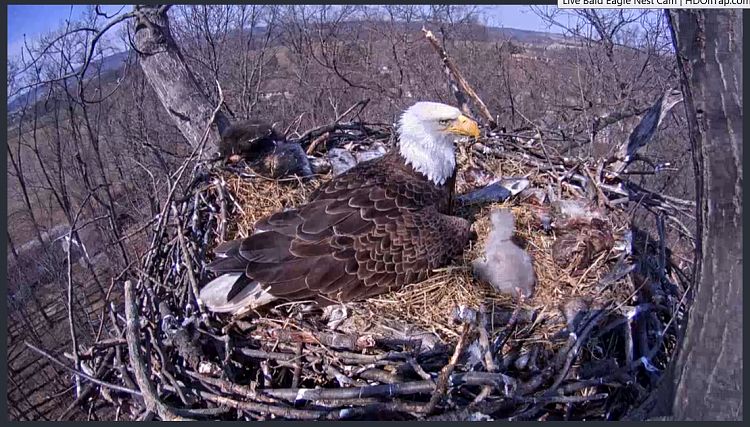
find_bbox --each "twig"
[559,375,629,395]
[172,386,427,420]
[327,366,367,387]
[357,368,405,385]
[333,99,370,125]
[263,381,435,402]
[65,184,105,396]
[184,370,278,404]
[84,338,128,355]
[24,341,140,396]
[573,48,594,157]
[172,203,205,314]
[114,364,143,414]
[124,280,185,421]
[424,322,472,414]
[109,216,159,246]
[58,348,116,420]
[94,264,132,343]
[267,329,378,352]
[493,291,526,355]
[545,308,610,394]
[476,308,495,403]
[517,393,609,404]
[625,315,635,367]
[406,356,434,384]
[295,99,370,143]
[657,211,668,284]
[214,178,228,242]
[262,371,517,405]
[505,404,547,421]
[426,400,514,421]
[283,112,305,137]
[260,361,274,388]
[292,343,303,389]
[147,328,190,406]
[142,80,224,278]
[77,11,138,103]
[477,309,497,372]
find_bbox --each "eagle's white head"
[397,101,480,185]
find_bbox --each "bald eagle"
[219,120,311,178]
[200,102,481,314]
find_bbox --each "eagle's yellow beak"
[446,115,480,138]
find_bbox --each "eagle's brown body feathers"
[207,150,471,305]
[219,120,281,161]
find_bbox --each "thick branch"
[133,5,230,157]
[124,280,186,420]
[422,27,497,129]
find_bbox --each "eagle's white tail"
[199,273,277,314]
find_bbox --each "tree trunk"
[133,5,231,157]
[132,5,312,179]
[630,10,743,421]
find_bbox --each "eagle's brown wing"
[206,155,471,304]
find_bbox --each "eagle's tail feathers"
[199,273,277,313]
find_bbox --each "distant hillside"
[7,23,564,118]
[487,26,567,44]
[7,50,131,116]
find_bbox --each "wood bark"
[630,10,743,421]
[133,5,231,157]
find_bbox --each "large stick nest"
[59,123,689,421]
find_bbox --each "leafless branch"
[24,341,141,396]
[124,280,185,420]
[423,27,496,129]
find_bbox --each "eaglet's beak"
[446,115,480,138]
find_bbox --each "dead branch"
[123,280,184,421]
[422,27,497,129]
[58,348,117,420]
[77,11,138,103]
[65,184,107,396]
[294,99,370,144]
[545,308,610,394]
[172,202,205,314]
[24,341,140,396]
[425,323,472,414]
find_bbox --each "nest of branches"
[30,119,691,421]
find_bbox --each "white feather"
[397,102,461,185]
[199,273,278,313]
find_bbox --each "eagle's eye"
[438,119,451,126]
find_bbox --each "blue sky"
[7,5,127,58]
[484,5,551,31]
[7,5,553,59]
